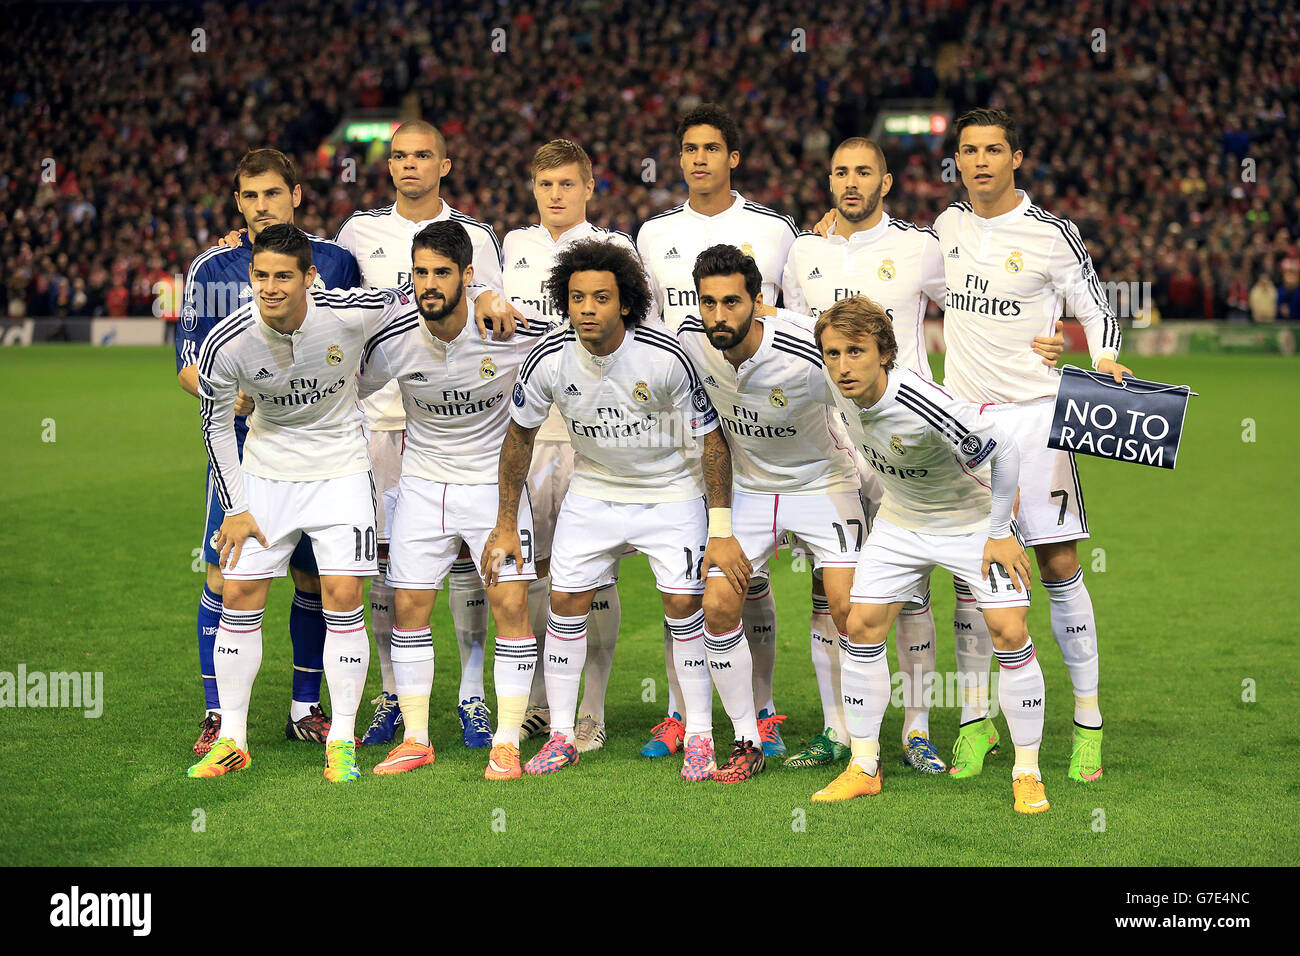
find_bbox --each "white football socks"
[667,610,712,740]
[526,576,551,708]
[896,592,937,741]
[703,622,760,746]
[391,625,434,745]
[449,560,488,702]
[213,607,264,751]
[543,611,588,742]
[323,607,370,743]
[839,635,890,775]
[809,595,845,738]
[953,579,994,723]
[493,634,537,747]
[994,637,1046,780]
[1043,569,1102,728]
[744,577,778,714]
[579,584,620,722]
[369,571,396,696]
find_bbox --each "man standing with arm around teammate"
[678,245,866,784]
[637,104,799,759]
[334,120,513,750]
[358,221,548,780]
[188,225,401,784]
[812,297,1050,814]
[485,239,750,781]
[935,109,1130,782]
[177,149,361,754]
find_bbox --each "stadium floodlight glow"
[881,112,949,136]
[343,121,401,143]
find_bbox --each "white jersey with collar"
[510,320,719,503]
[502,220,643,442]
[197,286,410,515]
[826,366,1018,536]
[358,298,552,484]
[782,213,944,379]
[636,190,798,331]
[934,189,1122,405]
[675,314,857,495]
[334,199,505,429]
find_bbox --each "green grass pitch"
[0,346,1294,866]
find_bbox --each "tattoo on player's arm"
[496,421,539,524]
[701,429,733,509]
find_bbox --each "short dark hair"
[814,296,897,371]
[251,223,312,274]
[545,239,652,327]
[831,137,888,174]
[391,119,447,159]
[954,108,1021,154]
[411,220,472,271]
[692,244,762,301]
[676,103,741,155]
[234,148,298,193]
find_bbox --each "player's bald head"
[391,120,446,159]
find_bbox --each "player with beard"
[676,245,865,783]
[333,120,520,752]
[635,104,799,760]
[357,221,548,780]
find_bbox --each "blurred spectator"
[1250,273,1277,322]
[1278,259,1300,321]
[0,0,1294,321]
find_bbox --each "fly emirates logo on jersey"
[569,405,667,444]
[945,273,1023,317]
[410,386,505,417]
[256,375,349,407]
[721,402,798,439]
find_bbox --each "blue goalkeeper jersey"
[176,230,361,444]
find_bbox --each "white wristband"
[707,508,732,538]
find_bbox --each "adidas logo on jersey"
[406,371,428,383]
[240,287,253,299]
[371,247,386,258]
[564,383,582,396]
[252,367,273,381]
[947,246,960,259]
[807,267,822,279]
[665,247,680,261]
[513,257,529,269]
[703,375,719,387]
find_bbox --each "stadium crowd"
[1,0,1297,321]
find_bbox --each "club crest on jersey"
[326,345,343,366]
[769,387,787,408]
[890,435,905,455]
[878,258,896,281]
[1005,251,1024,274]
[480,357,497,379]
[632,381,651,403]
[512,382,525,406]
[740,243,755,260]
[960,434,983,457]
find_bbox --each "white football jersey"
[676,315,857,495]
[934,190,1121,405]
[826,367,1018,536]
[782,213,944,379]
[358,297,551,484]
[502,221,643,442]
[198,286,408,515]
[510,321,719,504]
[636,190,798,331]
[334,200,504,429]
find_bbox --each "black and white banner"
[1048,366,1192,470]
